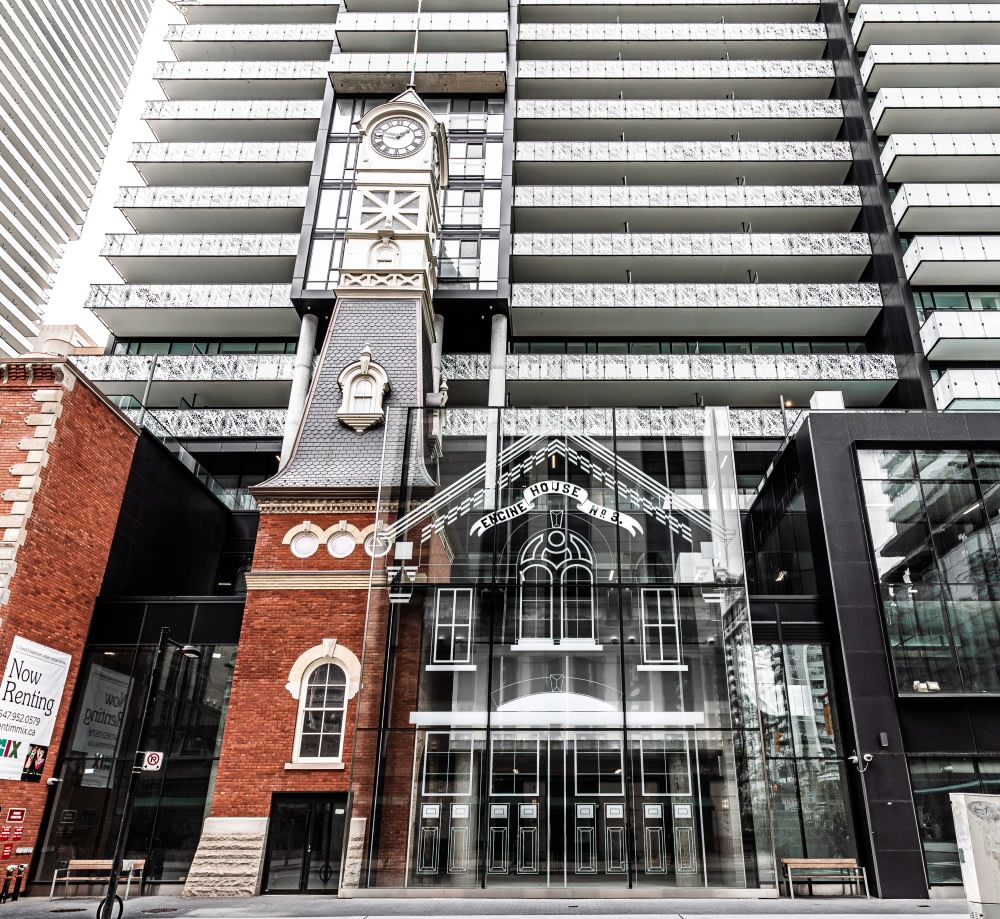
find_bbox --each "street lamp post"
[98,627,201,919]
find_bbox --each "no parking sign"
[141,752,163,772]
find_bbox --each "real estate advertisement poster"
[0,636,72,782]
[71,663,132,788]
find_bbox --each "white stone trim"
[285,638,361,701]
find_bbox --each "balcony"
[130,141,314,185]
[342,0,506,10]
[852,4,1000,52]
[903,236,1000,285]
[174,0,338,24]
[515,99,844,142]
[143,100,322,142]
[517,0,822,24]
[151,407,287,439]
[891,183,1000,232]
[881,133,1000,182]
[73,353,296,408]
[441,352,897,406]
[512,232,872,282]
[513,184,861,232]
[102,233,300,284]
[117,186,307,232]
[155,60,327,100]
[516,140,853,184]
[335,13,508,51]
[933,368,1000,410]
[442,406,793,438]
[861,45,1000,92]
[87,283,299,337]
[166,23,336,60]
[518,22,827,59]
[920,310,1000,361]
[509,282,883,335]
[871,88,1000,137]
[516,59,835,100]
[327,53,506,93]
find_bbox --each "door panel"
[264,794,347,893]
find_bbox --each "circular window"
[364,532,394,557]
[290,532,319,558]
[328,533,356,558]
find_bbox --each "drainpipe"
[279,312,319,467]
[483,313,507,510]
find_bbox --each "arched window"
[285,639,361,769]
[337,343,391,433]
[351,376,375,413]
[296,662,348,761]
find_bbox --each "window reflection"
[859,448,1000,693]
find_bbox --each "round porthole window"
[290,532,319,558]
[328,532,356,558]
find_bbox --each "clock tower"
[183,91,448,896]
[337,89,448,341]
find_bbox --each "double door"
[263,793,348,893]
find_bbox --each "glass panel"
[909,759,974,885]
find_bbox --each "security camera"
[46,777,61,786]
[706,636,716,645]
[862,753,874,763]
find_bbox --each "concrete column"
[484,313,508,509]
[431,313,444,393]
[279,312,319,467]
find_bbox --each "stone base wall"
[183,817,269,897]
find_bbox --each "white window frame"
[640,588,681,664]
[294,660,348,764]
[285,639,362,769]
[433,588,474,664]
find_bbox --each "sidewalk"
[3,894,970,919]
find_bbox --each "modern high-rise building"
[10,0,998,902]
[0,0,156,357]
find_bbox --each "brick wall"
[210,512,391,816]
[0,360,137,871]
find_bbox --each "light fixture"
[774,570,788,583]
[847,750,874,774]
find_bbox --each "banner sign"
[71,664,132,789]
[471,480,643,537]
[0,637,71,782]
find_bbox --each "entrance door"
[485,732,628,888]
[263,794,348,893]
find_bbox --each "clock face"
[371,116,428,158]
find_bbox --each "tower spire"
[408,0,423,88]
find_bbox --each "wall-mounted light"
[847,750,874,774]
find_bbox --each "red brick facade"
[210,511,390,817]
[0,360,137,871]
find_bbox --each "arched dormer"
[337,342,391,434]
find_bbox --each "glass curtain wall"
[753,644,855,864]
[858,448,1000,694]
[34,634,237,886]
[361,407,773,890]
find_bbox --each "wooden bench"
[782,857,869,898]
[49,859,145,901]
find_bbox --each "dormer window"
[351,376,375,413]
[337,343,390,433]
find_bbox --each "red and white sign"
[0,827,10,840]
[1,844,12,859]
[5,808,25,823]
[141,752,163,772]
[11,827,22,840]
